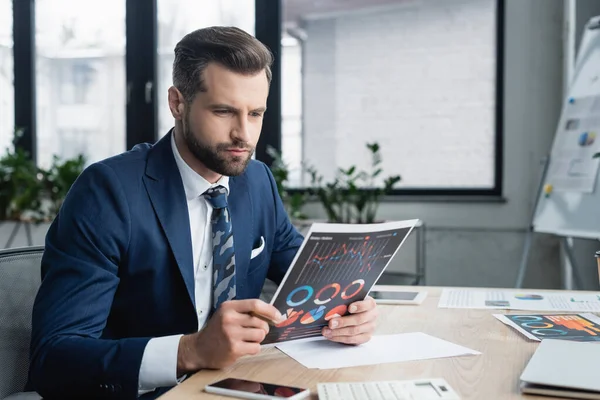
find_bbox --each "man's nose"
[232,116,251,144]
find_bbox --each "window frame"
[11,0,158,163]
[268,0,506,198]
[10,0,503,199]
[12,0,36,162]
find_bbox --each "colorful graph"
[507,314,600,342]
[275,325,326,342]
[275,308,304,328]
[308,240,387,273]
[546,315,600,336]
[263,226,413,345]
[578,132,596,146]
[314,283,341,305]
[309,241,384,272]
[300,305,326,324]
[325,305,348,321]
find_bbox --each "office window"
[281,33,303,185]
[35,0,126,168]
[58,128,92,159]
[282,0,500,190]
[157,0,255,137]
[59,61,96,105]
[0,0,13,153]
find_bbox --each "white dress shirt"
[138,133,229,392]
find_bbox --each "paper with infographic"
[438,288,600,312]
[546,95,600,193]
[494,313,600,342]
[262,220,418,345]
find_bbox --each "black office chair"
[0,246,43,400]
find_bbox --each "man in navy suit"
[28,26,378,399]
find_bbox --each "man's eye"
[215,109,231,115]
[250,112,263,118]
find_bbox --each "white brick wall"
[302,0,497,188]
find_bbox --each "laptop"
[520,339,600,399]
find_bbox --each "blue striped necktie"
[203,185,236,313]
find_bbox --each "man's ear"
[168,86,185,120]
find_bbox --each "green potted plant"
[40,154,86,220]
[307,142,401,224]
[0,129,44,222]
[0,128,86,248]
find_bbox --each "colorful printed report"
[262,220,418,345]
[494,313,600,342]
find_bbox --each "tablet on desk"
[370,289,428,305]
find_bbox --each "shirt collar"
[170,132,230,201]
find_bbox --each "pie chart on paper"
[300,305,326,324]
[325,305,348,321]
[276,308,303,327]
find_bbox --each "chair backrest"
[0,247,43,398]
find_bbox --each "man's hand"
[177,299,282,374]
[322,296,378,345]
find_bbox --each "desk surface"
[159,286,580,400]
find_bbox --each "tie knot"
[203,185,228,209]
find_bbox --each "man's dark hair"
[173,26,273,102]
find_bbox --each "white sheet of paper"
[275,332,480,369]
[439,288,600,312]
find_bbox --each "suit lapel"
[143,133,195,308]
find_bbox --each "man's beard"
[182,117,254,177]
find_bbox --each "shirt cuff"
[138,334,184,391]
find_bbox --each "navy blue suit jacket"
[27,133,303,399]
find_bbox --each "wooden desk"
[159,286,575,400]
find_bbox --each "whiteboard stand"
[519,17,600,289]
[515,155,550,288]
[561,236,584,290]
[516,155,585,289]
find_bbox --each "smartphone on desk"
[370,290,428,305]
[204,378,310,400]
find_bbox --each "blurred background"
[1,0,599,291]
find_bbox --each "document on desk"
[494,313,600,342]
[275,332,480,369]
[439,288,600,312]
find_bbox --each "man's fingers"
[241,327,268,343]
[329,308,377,329]
[229,299,282,323]
[233,341,262,356]
[323,321,376,338]
[327,332,372,345]
[238,314,270,334]
[348,296,376,314]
